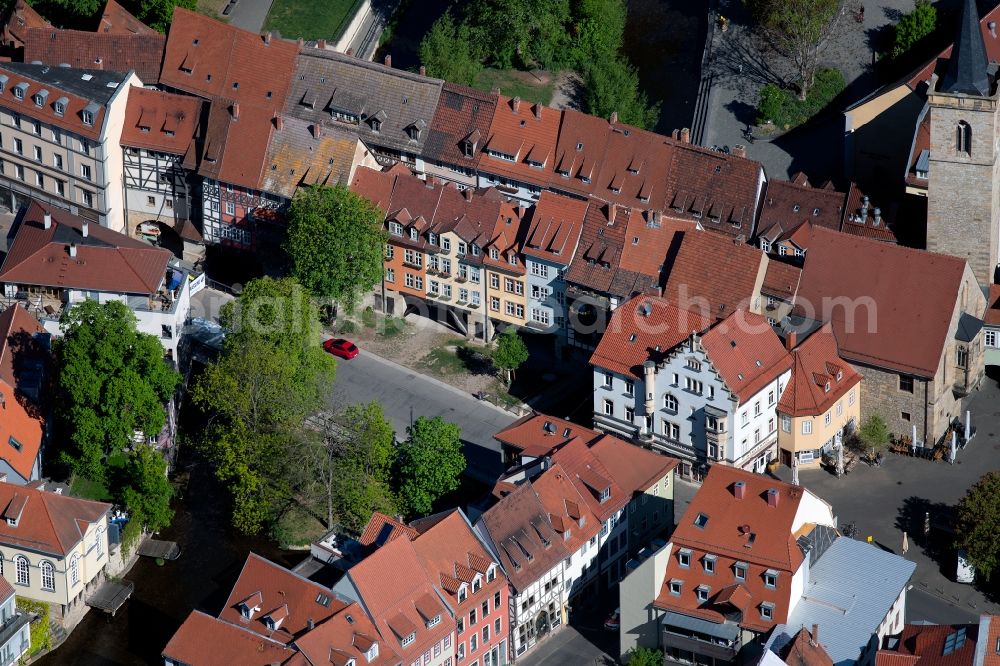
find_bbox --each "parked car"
[323,338,359,360]
[604,608,620,631]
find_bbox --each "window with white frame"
[685,377,703,394]
[531,262,549,278]
[14,556,27,586]
[764,570,778,588]
[741,411,749,427]
[663,393,678,411]
[678,549,691,568]
[668,579,682,595]
[603,399,613,416]
[734,562,747,580]
[40,561,54,591]
[849,389,856,405]
[390,222,403,235]
[531,308,550,325]
[70,555,80,586]
[760,602,774,621]
[661,420,680,439]
[802,420,812,435]
[443,237,452,252]
[825,412,832,426]
[987,330,998,348]
[226,202,235,215]
[836,401,843,416]
[696,585,710,602]
[703,555,716,574]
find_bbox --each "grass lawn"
[195,0,229,21]
[70,475,112,502]
[264,0,360,41]
[474,68,555,106]
[418,339,493,376]
[756,67,846,131]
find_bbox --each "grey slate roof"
[1,62,127,105]
[766,537,916,666]
[955,312,984,343]
[939,0,991,95]
[284,48,443,155]
[260,115,360,199]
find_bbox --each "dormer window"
[824,382,831,393]
[471,244,480,256]
[426,614,441,628]
[678,549,691,568]
[458,585,467,603]
[490,248,499,260]
[428,232,437,246]
[599,487,611,503]
[696,585,710,602]
[33,93,44,107]
[836,371,843,381]
[581,176,591,184]
[366,643,379,662]
[486,565,496,582]
[527,159,543,169]
[693,513,709,528]
[390,221,403,236]
[370,118,381,133]
[509,255,518,266]
[669,579,682,596]
[82,110,94,126]
[472,576,481,593]
[263,614,283,630]
[12,83,26,100]
[463,140,475,157]
[703,554,716,574]
[401,632,415,647]
[407,125,421,141]
[760,602,774,621]
[409,227,418,240]
[764,570,778,588]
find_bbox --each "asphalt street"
[329,350,517,483]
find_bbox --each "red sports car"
[323,338,359,360]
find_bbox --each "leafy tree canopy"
[419,12,482,86]
[858,414,891,453]
[492,328,529,384]
[956,471,1000,581]
[285,185,387,310]
[628,648,666,666]
[117,445,174,533]
[891,0,936,59]
[56,300,179,482]
[397,416,466,518]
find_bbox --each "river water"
[40,444,298,666]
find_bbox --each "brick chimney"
[311,123,322,139]
[610,111,618,124]
[384,54,392,68]
[785,330,797,351]
[680,127,691,143]
[766,488,779,507]
[69,242,77,258]
[811,624,819,646]
[43,212,51,229]
[297,37,304,47]
[317,38,326,49]
[511,96,521,113]
[733,481,746,499]
[419,65,426,76]
[671,129,680,140]
[231,102,240,120]
[274,114,283,130]
[264,32,271,45]
[533,103,541,119]
[731,144,747,158]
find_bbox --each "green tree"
[117,445,174,533]
[285,185,387,310]
[628,648,665,666]
[466,0,571,69]
[956,471,1000,581]
[56,300,180,483]
[491,328,529,384]
[858,414,891,456]
[891,0,936,59]
[303,402,397,533]
[397,416,466,517]
[132,0,196,33]
[570,0,627,65]
[194,277,336,534]
[750,0,842,99]
[583,56,661,129]
[419,12,482,86]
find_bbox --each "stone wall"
[926,89,1000,285]
[852,361,928,441]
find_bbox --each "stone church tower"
[926,0,1000,285]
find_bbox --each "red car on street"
[323,338,359,360]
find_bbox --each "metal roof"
[770,537,915,666]
[939,0,991,96]
[661,611,740,641]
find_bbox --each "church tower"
[926,0,1000,285]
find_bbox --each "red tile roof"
[986,285,1000,327]
[794,226,968,377]
[346,534,452,659]
[493,412,600,459]
[781,627,834,666]
[590,294,713,378]
[424,82,498,170]
[481,95,561,184]
[661,229,765,322]
[902,3,1000,92]
[219,553,348,643]
[550,437,627,522]
[662,143,763,239]
[410,510,500,609]
[564,201,628,294]
[531,462,601,555]
[358,511,418,548]
[159,7,298,108]
[700,311,792,403]
[120,87,202,154]
[618,212,693,277]
[477,482,570,593]
[162,610,300,666]
[23,27,166,84]
[293,602,401,666]
[876,623,980,666]
[0,304,45,481]
[588,433,679,497]
[982,616,1000,666]
[98,0,157,35]
[0,201,172,295]
[0,480,109,556]
[841,182,897,243]
[2,0,47,47]
[757,177,845,242]
[350,165,397,211]
[777,325,861,418]
[0,62,114,142]
[654,466,822,632]
[198,98,275,190]
[521,191,589,266]
[762,260,801,301]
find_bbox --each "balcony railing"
[662,630,740,662]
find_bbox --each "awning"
[661,612,740,641]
